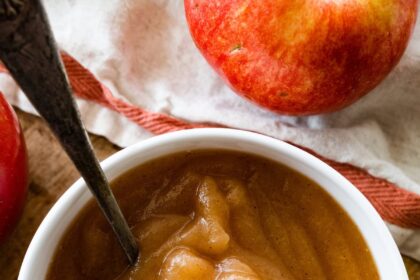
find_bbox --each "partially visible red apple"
[0,93,28,244]
[185,0,418,115]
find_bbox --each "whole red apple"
[0,93,28,244]
[185,0,418,115]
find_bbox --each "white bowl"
[19,128,407,279]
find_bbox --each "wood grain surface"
[0,109,419,279]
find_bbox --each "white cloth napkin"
[1,0,419,260]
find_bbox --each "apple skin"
[0,93,28,244]
[185,0,418,115]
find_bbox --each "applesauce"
[47,150,379,279]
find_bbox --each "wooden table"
[1,110,419,279]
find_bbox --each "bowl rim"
[19,128,407,279]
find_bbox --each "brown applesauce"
[47,150,379,280]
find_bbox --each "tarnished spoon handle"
[0,0,138,264]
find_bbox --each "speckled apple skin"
[0,94,28,243]
[185,0,418,115]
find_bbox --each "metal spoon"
[0,0,139,265]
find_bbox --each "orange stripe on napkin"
[61,54,215,133]
[1,53,419,228]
